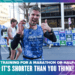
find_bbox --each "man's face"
[12,22,17,27]
[29,10,40,26]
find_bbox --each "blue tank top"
[22,24,43,58]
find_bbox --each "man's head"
[10,19,17,27]
[29,6,41,26]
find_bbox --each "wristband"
[48,29,53,33]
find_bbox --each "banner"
[73,41,75,46]
[73,33,75,40]
[65,30,72,34]
[60,41,66,46]
[66,35,72,42]
[53,43,60,46]
[72,30,75,33]
[45,30,75,46]
[54,31,59,35]
[56,35,60,43]
[0,36,7,45]
[68,18,71,25]
[66,42,73,46]
[2,32,8,38]
[0,0,75,2]
[0,60,75,75]
[0,25,7,46]
[59,33,66,40]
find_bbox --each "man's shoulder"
[8,26,11,29]
[8,27,12,31]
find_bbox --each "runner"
[8,19,22,60]
[11,6,57,60]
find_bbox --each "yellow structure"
[0,3,10,25]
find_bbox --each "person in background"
[4,37,10,59]
[8,19,22,60]
[69,27,72,30]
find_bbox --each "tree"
[23,3,30,22]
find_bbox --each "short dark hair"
[29,6,41,13]
[10,18,17,24]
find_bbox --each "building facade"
[0,3,9,25]
[41,3,75,30]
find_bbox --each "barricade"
[0,25,7,47]
[44,30,75,47]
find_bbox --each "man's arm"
[10,20,26,50]
[4,37,9,45]
[8,28,13,39]
[10,32,24,50]
[7,37,9,45]
[44,30,57,42]
[11,34,21,50]
[41,19,57,42]
[8,27,19,49]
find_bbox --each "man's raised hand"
[41,19,51,33]
[16,20,26,34]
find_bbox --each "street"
[0,46,75,60]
